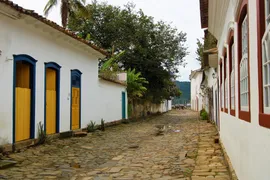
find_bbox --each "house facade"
[200,0,270,179]
[190,69,203,111]
[0,1,127,145]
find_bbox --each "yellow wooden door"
[72,87,80,130]
[46,68,57,134]
[15,62,31,142]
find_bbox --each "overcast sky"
[11,0,203,81]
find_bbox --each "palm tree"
[44,0,87,28]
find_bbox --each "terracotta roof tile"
[199,0,208,29]
[0,0,109,56]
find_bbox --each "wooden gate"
[72,87,80,130]
[15,62,31,142]
[46,68,57,134]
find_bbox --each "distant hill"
[172,81,190,105]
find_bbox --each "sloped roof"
[0,0,109,56]
[189,68,203,80]
[199,0,208,29]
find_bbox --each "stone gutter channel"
[190,121,234,180]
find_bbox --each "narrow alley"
[0,110,230,180]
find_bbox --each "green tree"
[196,32,217,68]
[99,51,125,80]
[68,2,188,103]
[127,68,148,101]
[196,38,204,67]
[44,0,88,28]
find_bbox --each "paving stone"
[108,167,123,173]
[112,156,123,161]
[0,110,231,180]
[183,158,195,164]
[0,160,17,169]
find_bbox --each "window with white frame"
[240,15,249,111]
[225,76,228,109]
[220,63,224,110]
[224,55,228,110]
[265,0,270,25]
[231,44,235,110]
[262,0,270,114]
[221,82,224,109]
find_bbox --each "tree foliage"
[68,1,188,103]
[44,0,88,28]
[100,51,125,72]
[196,38,204,67]
[196,31,217,69]
[127,69,148,101]
[99,51,124,80]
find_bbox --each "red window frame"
[237,0,251,122]
[220,59,223,112]
[228,30,236,116]
[223,48,228,113]
[257,0,270,128]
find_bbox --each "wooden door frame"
[44,62,61,134]
[70,69,82,130]
[12,54,37,143]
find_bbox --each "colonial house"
[199,0,270,179]
[190,69,203,111]
[0,0,128,145]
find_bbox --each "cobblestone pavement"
[0,110,230,180]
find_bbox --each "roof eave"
[0,0,109,57]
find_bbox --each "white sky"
[11,0,203,81]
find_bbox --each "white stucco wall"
[203,68,218,114]
[95,79,127,125]
[0,13,127,144]
[168,100,172,111]
[190,71,203,111]
[213,0,270,179]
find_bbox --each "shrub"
[200,108,206,116]
[200,109,208,120]
[87,121,97,132]
[128,103,132,118]
[122,119,130,124]
[37,122,47,145]
[100,119,105,131]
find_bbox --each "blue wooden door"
[122,92,126,119]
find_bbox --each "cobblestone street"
[0,110,230,180]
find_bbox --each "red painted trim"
[231,109,236,116]
[237,1,250,122]
[257,0,270,128]
[220,60,223,112]
[259,113,270,127]
[236,0,248,22]
[219,59,222,65]
[223,48,228,113]
[228,30,236,116]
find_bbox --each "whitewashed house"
[190,69,203,111]
[199,0,270,179]
[0,0,128,145]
